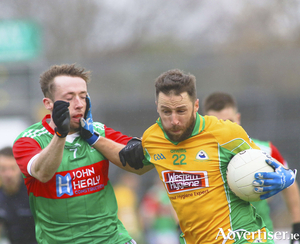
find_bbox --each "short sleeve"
[270,142,288,167]
[13,137,42,177]
[104,125,132,145]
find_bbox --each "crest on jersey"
[196,150,209,160]
[56,173,73,197]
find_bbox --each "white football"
[227,149,274,202]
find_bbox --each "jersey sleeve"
[13,137,42,177]
[141,124,158,166]
[215,120,260,155]
[104,125,132,145]
[269,142,288,167]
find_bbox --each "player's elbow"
[34,172,54,183]
[31,165,55,183]
[30,158,57,183]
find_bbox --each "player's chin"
[167,132,182,142]
[70,122,80,132]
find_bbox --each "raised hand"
[80,94,100,145]
[52,101,70,138]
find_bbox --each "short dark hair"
[202,92,237,114]
[155,69,197,102]
[40,63,91,100]
[0,146,13,157]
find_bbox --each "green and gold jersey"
[142,113,273,244]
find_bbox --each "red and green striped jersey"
[13,114,132,244]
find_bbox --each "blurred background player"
[139,175,180,244]
[202,91,300,238]
[114,172,144,243]
[0,146,37,244]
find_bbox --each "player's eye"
[162,110,171,115]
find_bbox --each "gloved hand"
[119,137,145,170]
[80,94,100,145]
[253,158,297,200]
[291,223,300,244]
[52,101,70,138]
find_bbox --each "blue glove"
[253,159,297,200]
[80,94,100,145]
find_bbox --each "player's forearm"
[93,136,125,166]
[31,135,66,183]
[282,181,300,223]
[93,137,153,175]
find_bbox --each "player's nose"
[171,114,179,125]
[74,96,84,109]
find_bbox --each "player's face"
[206,107,241,125]
[0,155,22,194]
[46,76,87,133]
[157,91,199,142]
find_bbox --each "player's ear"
[194,99,199,112]
[43,97,54,111]
[236,112,241,125]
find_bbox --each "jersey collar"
[42,114,55,135]
[156,113,205,145]
[42,114,81,142]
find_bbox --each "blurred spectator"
[139,176,180,244]
[0,146,37,244]
[114,172,144,243]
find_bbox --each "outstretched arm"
[92,137,153,175]
[80,94,153,175]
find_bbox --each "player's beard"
[164,111,196,142]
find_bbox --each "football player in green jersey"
[13,64,151,244]
[202,91,300,242]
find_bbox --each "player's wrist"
[86,131,101,146]
[55,127,68,138]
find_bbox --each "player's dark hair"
[202,92,237,114]
[155,69,197,102]
[40,63,91,100]
[0,146,13,157]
